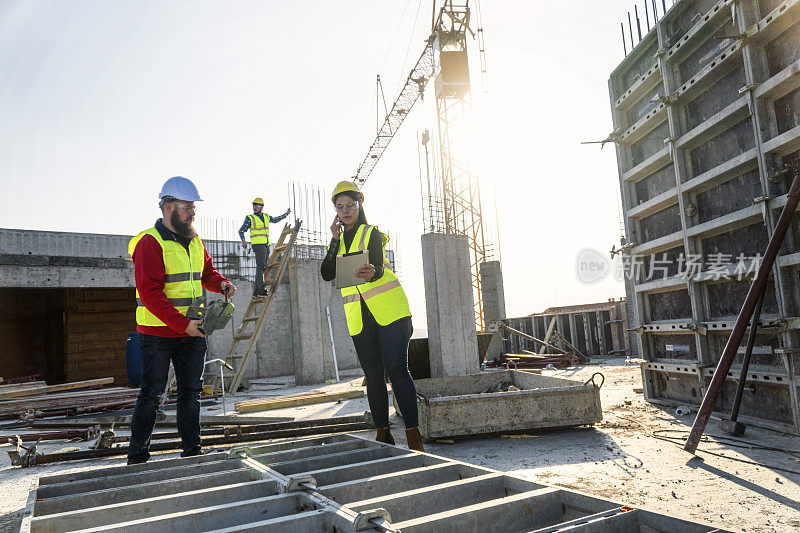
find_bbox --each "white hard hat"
[159,176,203,202]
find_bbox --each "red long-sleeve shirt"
[133,225,229,337]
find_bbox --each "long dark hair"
[335,191,368,226]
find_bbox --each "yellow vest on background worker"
[248,213,270,245]
[128,228,204,327]
[339,224,411,335]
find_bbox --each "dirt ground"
[1,361,798,532]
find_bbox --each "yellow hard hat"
[252,197,264,205]
[331,181,364,203]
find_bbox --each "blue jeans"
[128,334,206,463]
[351,303,418,429]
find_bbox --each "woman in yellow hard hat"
[320,181,423,451]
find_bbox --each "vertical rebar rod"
[644,1,650,31]
[635,6,642,40]
[621,22,627,56]
[628,12,634,49]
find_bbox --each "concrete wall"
[608,0,800,434]
[205,259,359,385]
[480,260,506,329]
[422,233,478,377]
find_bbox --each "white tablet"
[335,250,368,289]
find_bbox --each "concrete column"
[479,261,506,330]
[422,233,479,378]
[288,259,337,385]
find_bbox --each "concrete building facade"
[608,0,800,433]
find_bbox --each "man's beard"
[170,210,197,240]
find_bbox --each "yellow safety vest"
[248,213,270,245]
[339,224,411,336]
[128,227,204,327]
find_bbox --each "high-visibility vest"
[339,224,411,336]
[247,213,270,245]
[128,228,204,327]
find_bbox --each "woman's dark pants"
[351,303,418,429]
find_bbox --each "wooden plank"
[0,378,114,400]
[235,389,365,413]
[0,381,46,390]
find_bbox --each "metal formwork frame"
[609,0,800,434]
[21,434,728,532]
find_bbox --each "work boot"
[375,427,395,445]
[405,427,425,452]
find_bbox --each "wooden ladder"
[212,220,302,393]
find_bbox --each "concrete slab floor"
[0,361,798,532]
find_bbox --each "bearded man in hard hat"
[127,176,236,465]
[238,197,291,296]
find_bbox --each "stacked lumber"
[235,389,365,413]
[0,378,139,419]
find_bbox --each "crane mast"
[354,1,488,331]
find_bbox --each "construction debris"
[234,389,365,413]
[0,377,114,400]
[8,415,371,466]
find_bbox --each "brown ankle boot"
[405,427,425,452]
[375,427,395,445]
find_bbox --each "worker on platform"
[127,176,236,465]
[239,197,291,296]
[320,181,424,452]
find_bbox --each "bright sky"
[0,0,643,322]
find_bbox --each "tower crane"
[354,0,488,331]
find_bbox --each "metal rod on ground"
[497,322,566,354]
[685,162,800,453]
[719,291,766,436]
[27,422,371,465]
[205,359,232,415]
[325,306,340,382]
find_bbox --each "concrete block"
[421,233,478,378]
[414,371,603,439]
[479,261,506,329]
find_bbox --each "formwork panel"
[704,278,778,318]
[626,83,666,126]
[766,25,800,77]
[775,86,800,134]
[638,204,682,242]
[647,289,693,321]
[630,121,671,166]
[650,333,698,361]
[706,377,795,424]
[695,169,762,223]
[641,245,686,281]
[688,117,755,176]
[634,163,676,203]
[684,67,748,130]
[707,331,783,366]
[700,222,770,257]
[645,367,703,404]
[677,34,737,84]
